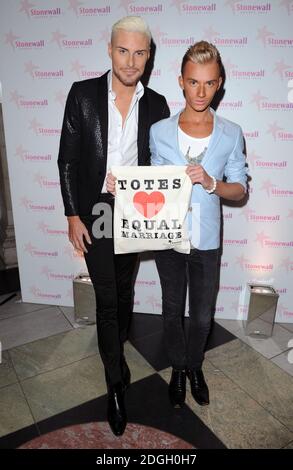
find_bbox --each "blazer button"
[188,207,192,212]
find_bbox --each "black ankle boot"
[107,382,127,436]
[121,356,131,390]
[168,368,186,408]
[187,369,209,406]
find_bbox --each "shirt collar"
[108,70,144,101]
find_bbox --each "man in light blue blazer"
[150,41,247,408]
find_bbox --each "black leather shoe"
[121,356,131,390]
[168,368,186,408]
[107,382,127,436]
[187,369,209,406]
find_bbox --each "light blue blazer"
[150,109,247,250]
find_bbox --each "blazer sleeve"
[57,83,81,216]
[224,126,247,191]
[150,125,164,166]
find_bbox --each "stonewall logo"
[225,1,272,14]
[4,30,45,50]
[30,286,61,301]
[225,60,265,80]
[70,60,106,79]
[260,179,293,198]
[38,221,68,237]
[218,100,243,110]
[203,26,248,47]
[257,26,293,47]
[251,90,293,111]
[267,122,293,141]
[24,61,64,79]
[240,206,281,223]
[51,30,93,49]
[20,196,55,213]
[29,118,61,137]
[221,261,229,268]
[231,301,248,316]
[41,266,75,281]
[235,254,274,272]
[145,295,162,311]
[278,303,293,319]
[170,1,217,14]
[219,285,243,292]
[223,212,233,221]
[168,100,185,111]
[33,173,60,190]
[160,33,196,48]
[68,0,110,16]
[243,130,260,140]
[15,145,52,163]
[255,231,293,248]
[119,0,163,15]
[24,242,58,258]
[19,1,62,18]
[10,90,48,109]
[247,150,287,170]
[223,238,248,246]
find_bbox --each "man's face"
[179,60,222,112]
[108,29,150,87]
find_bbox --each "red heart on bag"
[133,191,165,219]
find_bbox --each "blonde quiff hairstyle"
[111,16,152,45]
[181,41,223,76]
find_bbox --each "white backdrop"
[0,0,293,322]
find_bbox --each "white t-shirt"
[178,126,211,165]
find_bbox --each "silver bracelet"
[206,175,217,194]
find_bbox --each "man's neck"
[181,106,213,124]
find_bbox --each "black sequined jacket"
[57,71,170,216]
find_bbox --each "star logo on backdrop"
[225,0,242,13]
[68,0,83,16]
[239,206,255,221]
[203,26,220,43]
[118,0,135,13]
[30,286,39,296]
[224,58,238,79]
[280,257,292,272]
[51,30,67,49]
[41,266,52,278]
[15,145,28,161]
[273,59,291,80]
[4,30,20,50]
[152,26,168,48]
[250,90,268,111]
[55,90,67,107]
[256,26,274,47]
[255,231,271,248]
[235,254,250,270]
[99,28,110,43]
[247,150,261,169]
[29,118,42,135]
[24,242,36,255]
[279,0,293,15]
[10,90,23,108]
[24,60,39,78]
[34,172,44,187]
[19,0,35,18]
[260,179,277,197]
[267,122,284,140]
[168,59,181,76]
[20,196,32,210]
[170,0,185,13]
[70,60,85,78]
[38,221,50,233]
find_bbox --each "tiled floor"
[0,291,292,449]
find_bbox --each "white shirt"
[178,126,211,165]
[101,71,144,192]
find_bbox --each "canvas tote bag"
[111,166,192,254]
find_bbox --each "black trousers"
[81,195,137,385]
[155,247,219,370]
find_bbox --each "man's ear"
[217,76,223,90]
[178,75,184,90]
[108,42,112,59]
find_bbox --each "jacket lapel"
[202,110,224,165]
[95,72,109,168]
